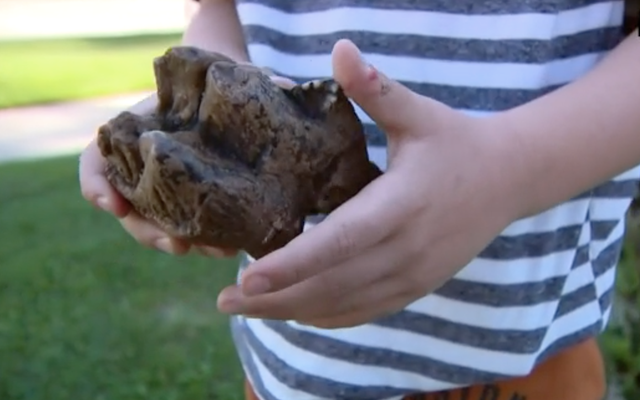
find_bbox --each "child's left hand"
[216,39,525,328]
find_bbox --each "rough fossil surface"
[97,46,382,258]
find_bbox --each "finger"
[226,270,413,327]
[270,75,297,89]
[220,235,408,320]
[223,267,403,322]
[331,38,422,134]
[239,173,412,296]
[119,211,191,255]
[78,138,131,217]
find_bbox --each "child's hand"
[78,72,296,257]
[215,39,524,327]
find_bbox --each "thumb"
[331,39,421,133]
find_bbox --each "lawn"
[0,34,182,109]
[0,156,244,400]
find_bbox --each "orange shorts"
[244,338,606,400]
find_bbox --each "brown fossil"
[97,46,381,259]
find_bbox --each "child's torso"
[231,1,639,399]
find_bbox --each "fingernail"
[243,275,271,296]
[96,196,110,211]
[154,237,174,253]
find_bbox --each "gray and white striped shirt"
[218,1,639,398]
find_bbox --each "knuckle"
[317,271,348,300]
[78,165,94,201]
[79,185,96,202]
[285,264,306,288]
[79,181,101,205]
[333,221,359,259]
[78,145,107,203]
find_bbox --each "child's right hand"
[78,74,296,257]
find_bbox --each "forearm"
[181,0,249,62]
[495,30,640,219]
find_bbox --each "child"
[79,0,640,399]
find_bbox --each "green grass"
[0,34,182,109]
[0,156,243,400]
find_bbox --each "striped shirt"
[196,0,640,398]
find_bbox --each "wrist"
[484,105,600,222]
[479,33,640,221]
[474,113,537,224]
